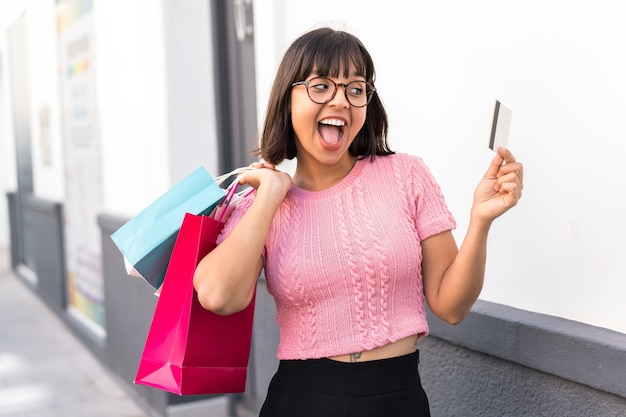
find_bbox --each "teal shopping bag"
[111,167,225,290]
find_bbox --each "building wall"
[0,66,13,248]
[95,0,221,217]
[420,336,626,417]
[4,0,623,338]
[1,1,225,414]
[0,1,33,249]
[252,0,626,334]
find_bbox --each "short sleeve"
[404,154,456,241]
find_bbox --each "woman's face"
[290,65,367,170]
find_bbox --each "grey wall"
[24,194,65,314]
[420,336,626,417]
[6,192,21,268]
[98,213,168,415]
[248,277,280,411]
[426,300,626,400]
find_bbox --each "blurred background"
[1,1,625,416]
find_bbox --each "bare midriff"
[327,335,419,363]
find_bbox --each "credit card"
[489,100,512,151]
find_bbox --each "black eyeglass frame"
[291,76,376,108]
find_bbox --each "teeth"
[320,118,345,127]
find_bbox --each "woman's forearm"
[437,219,491,323]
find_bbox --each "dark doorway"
[211,0,259,173]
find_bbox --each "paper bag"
[135,213,255,395]
[110,167,225,289]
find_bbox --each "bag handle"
[215,167,255,202]
[211,166,257,224]
[214,180,240,224]
[214,166,255,187]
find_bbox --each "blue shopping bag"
[110,167,225,290]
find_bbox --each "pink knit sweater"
[219,153,456,360]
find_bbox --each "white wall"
[94,0,170,217]
[0,0,64,249]
[0,26,17,248]
[27,0,65,201]
[0,0,220,234]
[95,0,219,217]
[253,0,626,333]
[161,0,219,185]
[0,0,171,240]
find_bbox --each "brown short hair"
[255,28,392,164]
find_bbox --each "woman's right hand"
[239,162,292,205]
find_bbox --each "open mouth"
[318,118,345,146]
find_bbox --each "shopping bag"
[134,212,256,395]
[110,167,225,290]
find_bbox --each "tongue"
[319,124,343,145]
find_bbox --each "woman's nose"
[328,84,350,108]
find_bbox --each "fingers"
[490,148,524,201]
[486,148,523,182]
[498,146,516,164]
[241,162,277,187]
[238,162,291,192]
[473,148,524,221]
[498,180,522,196]
[494,162,524,208]
[498,149,523,186]
[484,150,505,178]
[249,161,276,170]
[495,172,523,198]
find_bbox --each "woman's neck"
[293,155,358,191]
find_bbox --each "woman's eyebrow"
[348,70,367,80]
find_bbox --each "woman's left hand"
[471,147,524,223]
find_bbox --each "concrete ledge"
[427,300,626,399]
[23,193,62,215]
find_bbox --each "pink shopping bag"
[135,212,255,395]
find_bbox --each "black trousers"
[259,350,431,417]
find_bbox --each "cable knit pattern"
[353,178,382,345]
[336,192,368,341]
[363,188,392,339]
[218,153,456,360]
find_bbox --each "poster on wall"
[57,0,106,336]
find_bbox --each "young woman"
[194,27,523,416]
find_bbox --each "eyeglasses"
[291,76,376,108]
